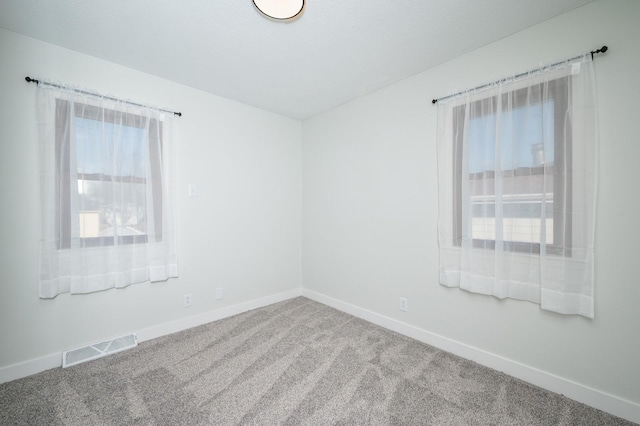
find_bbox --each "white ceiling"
[0,0,594,120]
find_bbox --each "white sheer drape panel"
[37,86,178,298]
[436,57,598,318]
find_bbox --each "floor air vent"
[63,333,138,368]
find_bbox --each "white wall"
[0,28,301,369]
[302,0,640,412]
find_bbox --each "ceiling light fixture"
[253,0,305,21]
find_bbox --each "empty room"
[0,0,639,424]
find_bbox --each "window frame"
[55,99,164,250]
[451,77,572,256]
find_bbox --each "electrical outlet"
[216,287,224,300]
[184,293,192,307]
[399,297,408,312]
[188,184,199,197]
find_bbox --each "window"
[436,58,598,318]
[56,99,163,248]
[37,86,178,298]
[451,78,569,255]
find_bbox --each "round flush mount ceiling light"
[253,0,305,21]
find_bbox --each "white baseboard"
[136,287,302,343]
[0,352,61,384]
[0,287,302,385]
[302,288,640,425]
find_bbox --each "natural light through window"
[467,100,555,245]
[75,117,149,239]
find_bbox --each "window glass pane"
[75,117,148,178]
[466,99,556,245]
[77,180,147,238]
[471,197,554,244]
[467,100,555,173]
[75,114,150,241]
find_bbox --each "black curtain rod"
[24,76,183,117]
[431,45,608,105]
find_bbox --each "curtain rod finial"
[591,45,608,60]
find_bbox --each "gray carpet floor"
[0,297,634,425]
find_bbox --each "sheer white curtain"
[37,84,178,298]
[436,56,598,318]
